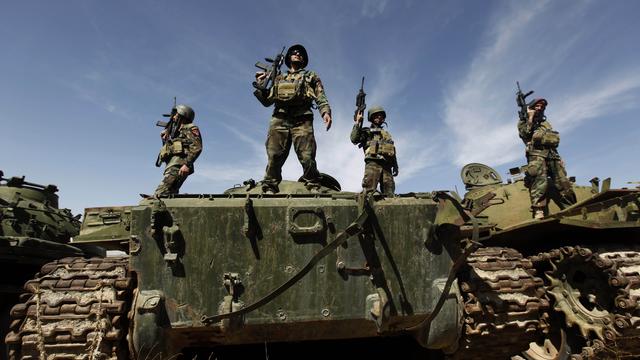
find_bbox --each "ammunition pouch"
[540,131,560,148]
[273,72,315,106]
[525,163,540,177]
[365,129,396,158]
[158,144,170,163]
[158,141,184,163]
[274,80,299,102]
[170,140,184,155]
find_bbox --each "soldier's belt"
[273,113,313,126]
[274,104,312,115]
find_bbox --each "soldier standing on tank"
[154,104,202,197]
[254,44,332,194]
[518,98,576,219]
[351,106,398,196]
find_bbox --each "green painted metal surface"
[126,186,454,349]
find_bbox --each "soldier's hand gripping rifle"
[354,77,366,129]
[516,81,534,123]
[155,97,179,167]
[252,47,286,106]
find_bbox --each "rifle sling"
[201,204,372,325]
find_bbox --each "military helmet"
[285,44,308,68]
[528,98,548,110]
[367,106,386,122]
[175,104,195,122]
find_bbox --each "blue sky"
[2,0,639,216]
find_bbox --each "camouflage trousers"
[263,116,320,190]
[154,164,189,197]
[525,155,576,210]
[362,161,395,196]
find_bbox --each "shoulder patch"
[191,127,200,137]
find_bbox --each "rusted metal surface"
[4,173,640,359]
[534,247,640,359]
[454,247,549,359]
[5,257,134,360]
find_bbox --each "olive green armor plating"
[5,166,640,359]
[0,171,88,357]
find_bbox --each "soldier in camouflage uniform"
[351,106,398,196]
[154,104,202,197]
[518,98,576,219]
[254,44,332,193]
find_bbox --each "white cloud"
[195,162,262,185]
[218,121,264,156]
[551,73,640,132]
[441,2,640,168]
[361,0,388,18]
[393,129,442,180]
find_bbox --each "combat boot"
[262,184,278,194]
[532,206,546,220]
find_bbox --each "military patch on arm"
[191,127,201,138]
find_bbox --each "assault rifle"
[516,81,534,122]
[354,76,366,128]
[155,97,178,167]
[253,47,286,92]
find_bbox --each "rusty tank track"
[452,247,550,359]
[532,247,640,359]
[5,257,134,360]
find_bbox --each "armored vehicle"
[5,166,640,359]
[0,171,89,356]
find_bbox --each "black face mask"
[533,110,545,121]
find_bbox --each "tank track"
[452,247,550,359]
[533,247,640,359]
[5,257,134,360]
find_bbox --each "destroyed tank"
[5,167,640,359]
[0,171,89,356]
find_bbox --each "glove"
[392,167,399,177]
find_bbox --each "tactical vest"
[158,124,196,163]
[526,120,560,157]
[365,128,396,159]
[539,130,560,148]
[273,71,316,106]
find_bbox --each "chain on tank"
[5,257,134,360]
[451,247,550,359]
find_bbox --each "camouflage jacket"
[518,118,560,159]
[262,69,331,118]
[162,123,203,170]
[350,124,398,169]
